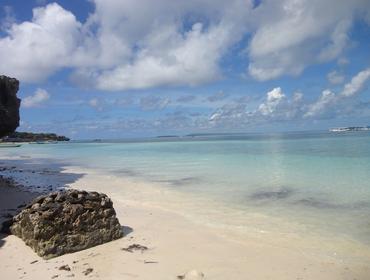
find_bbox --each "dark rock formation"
[8,189,123,259]
[0,76,21,138]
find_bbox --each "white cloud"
[304,90,336,118]
[258,87,285,116]
[85,0,251,90]
[327,70,345,85]
[0,1,251,90]
[0,0,369,89]
[340,68,370,97]
[209,86,305,126]
[0,3,82,82]
[318,19,351,62]
[248,0,370,81]
[305,68,370,118]
[23,88,50,108]
[210,67,370,124]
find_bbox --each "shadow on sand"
[121,225,134,237]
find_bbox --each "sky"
[0,0,370,139]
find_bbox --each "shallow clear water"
[2,131,370,244]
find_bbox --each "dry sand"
[1,163,370,280]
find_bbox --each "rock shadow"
[155,176,201,187]
[294,197,370,210]
[249,187,295,201]
[0,235,5,247]
[114,168,141,177]
[294,197,341,209]
[121,225,133,237]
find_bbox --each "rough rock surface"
[9,189,123,259]
[0,76,20,138]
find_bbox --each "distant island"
[1,131,70,142]
[329,126,370,132]
[156,135,179,138]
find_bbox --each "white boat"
[30,141,58,144]
[330,126,370,132]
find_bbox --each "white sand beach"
[1,160,370,280]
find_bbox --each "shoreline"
[1,159,370,279]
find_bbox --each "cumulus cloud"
[0,1,251,90]
[248,0,370,81]
[23,88,50,108]
[210,67,370,125]
[209,87,304,127]
[87,0,251,90]
[0,0,369,89]
[305,68,370,118]
[0,3,82,82]
[258,87,285,116]
[340,68,370,97]
[304,90,337,118]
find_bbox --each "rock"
[177,270,205,280]
[0,75,20,138]
[1,218,14,234]
[9,189,123,259]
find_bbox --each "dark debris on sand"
[83,268,93,276]
[121,243,148,253]
[59,265,71,271]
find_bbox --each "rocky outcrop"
[8,189,123,259]
[0,76,21,138]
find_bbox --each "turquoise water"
[2,131,370,244]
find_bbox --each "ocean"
[2,131,370,252]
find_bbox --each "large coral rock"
[0,76,20,138]
[10,189,123,259]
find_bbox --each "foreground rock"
[8,189,123,259]
[0,76,20,138]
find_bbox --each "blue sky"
[1,0,370,139]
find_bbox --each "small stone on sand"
[177,270,205,280]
